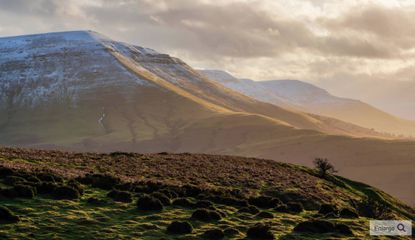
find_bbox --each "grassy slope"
[0,147,413,239]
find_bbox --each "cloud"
[319,5,415,57]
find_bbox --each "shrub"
[339,208,359,218]
[36,172,64,183]
[247,223,274,239]
[166,221,193,234]
[137,195,163,211]
[114,183,135,192]
[87,197,107,205]
[21,174,40,184]
[238,205,260,215]
[209,195,248,207]
[14,184,35,198]
[313,158,337,178]
[257,211,274,219]
[195,200,213,208]
[249,196,281,209]
[172,198,195,208]
[0,206,19,224]
[274,204,289,213]
[53,186,80,200]
[4,176,26,186]
[67,180,84,195]
[151,192,171,206]
[183,185,202,197]
[287,202,304,213]
[357,198,391,219]
[78,174,120,190]
[224,227,240,236]
[0,167,15,177]
[318,204,337,215]
[0,188,17,198]
[335,223,353,235]
[191,209,221,222]
[202,229,225,239]
[159,189,179,199]
[107,190,132,203]
[35,182,58,195]
[293,220,335,233]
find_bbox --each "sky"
[1,0,415,119]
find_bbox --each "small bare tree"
[313,158,337,178]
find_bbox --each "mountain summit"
[0,31,415,206]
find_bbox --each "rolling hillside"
[0,147,413,239]
[0,31,414,207]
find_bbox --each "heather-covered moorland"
[0,147,413,239]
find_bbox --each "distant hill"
[0,31,414,207]
[0,147,413,239]
[199,69,415,137]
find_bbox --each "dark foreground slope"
[0,147,413,239]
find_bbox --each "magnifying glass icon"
[397,223,406,232]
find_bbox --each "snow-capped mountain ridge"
[0,31,164,109]
[200,69,415,136]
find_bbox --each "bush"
[209,195,248,207]
[0,206,19,224]
[77,174,120,190]
[247,223,274,239]
[0,188,17,198]
[318,204,337,215]
[249,196,281,209]
[114,182,135,192]
[107,190,132,203]
[183,185,202,197]
[202,229,225,239]
[137,195,163,211]
[21,174,40,184]
[293,220,335,233]
[53,186,80,200]
[191,209,221,222]
[357,198,391,219]
[274,204,289,213]
[36,182,58,195]
[4,176,26,186]
[14,184,35,198]
[339,208,359,218]
[166,221,193,234]
[67,180,84,195]
[87,197,107,205]
[195,200,213,208]
[287,202,304,213]
[159,188,179,199]
[313,158,337,177]
[37,172,63,183]
[151,192,171,206]
[238,205,260,215]
[335,223,353,235]
[224,227,240,236]
[172,198,195,208]
[0,167,15,177]
[257,211,274,219]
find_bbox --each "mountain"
[0,147,413,239]
[0,31,414,206]
[199,70,415,137]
